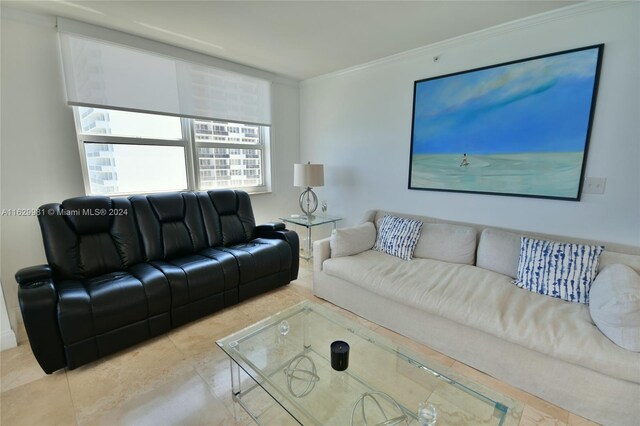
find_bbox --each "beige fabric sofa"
[313,210,640,426]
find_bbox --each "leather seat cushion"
[224,239,291,284]
[127,263,171,316]
[151,255,227,307]
[57,271,151,344]
[199,248,240,291]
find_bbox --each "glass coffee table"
[217,301,523,425]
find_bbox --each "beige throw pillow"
[589,264,640,352]
[330,222,376,258]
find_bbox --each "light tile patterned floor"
[0,260,598,425]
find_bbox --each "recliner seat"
[130,192,236,327]
[198,190,296,301]
[16,190,299,373]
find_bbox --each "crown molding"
[0,5,56,27]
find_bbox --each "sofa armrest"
[17,277,66,373]
[15,265,52,287]
[314,237,331,272]
[254,228,300,281]
[360,210,377,224]
[255,222,286,233]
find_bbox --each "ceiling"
[2,1,579,80]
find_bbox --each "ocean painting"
[409,45,603,200]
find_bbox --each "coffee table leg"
[230,358,242,397]
[229,359,244,422]
[303,306,310,349]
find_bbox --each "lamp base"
[299,187,318,218]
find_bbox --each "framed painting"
[408,44,603,200]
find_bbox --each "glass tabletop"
[279,214,342,227]
[217,301,523,426]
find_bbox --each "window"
[192,119,268,190]
[74,107,270,195]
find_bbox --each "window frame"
[72,107,272,196]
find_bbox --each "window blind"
[58,33,272,125]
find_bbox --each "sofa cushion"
[322,250,640,384]
[414,223,476,265]
[589,264,640,352]
[515,237,603,304]
[63,196,113,234]
[56,269,162,344]
[600,251,640,274]
[477,227,640,279]
[476,228,521,278]
[127,263,172,317]
[330,222,376,258]
[203,190,256,246]
[168,255,226,302]
[199,248,240,291]
[223,240,290,284]
[373,215,423,261]
[131,193,208,261]
[39,198,142,280]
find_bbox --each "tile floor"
[0,261,599,426]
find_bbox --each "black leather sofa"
[15,190,299,373]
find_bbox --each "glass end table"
[279,214,342,260]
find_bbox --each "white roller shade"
[58,33,271,125]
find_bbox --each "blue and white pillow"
[515,237,604,304]
[373,215,423,261]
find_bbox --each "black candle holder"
[330,340,350,371]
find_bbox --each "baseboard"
[1,329,18,351]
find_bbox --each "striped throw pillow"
[373,215,423,261]
[515,237,604,304]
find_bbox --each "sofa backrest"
[476,228,523,278]
[365,209,640,277]
[199,190,256,247]
[368,210,477,265]
[477,227,640,278]
[38,196,142,280]
[130,192,208,261]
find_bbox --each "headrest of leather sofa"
[147,193,185,222]
[207,190,237,215]
[61,196,113,234]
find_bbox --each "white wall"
[300,3,640,247]
[0,9,299,330]
[0,281,17,350]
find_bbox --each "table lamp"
[294,162,324,219]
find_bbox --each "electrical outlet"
[583,177,606,194]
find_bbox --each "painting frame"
[408,43,604,201]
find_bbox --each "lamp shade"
[294,163,324,187]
